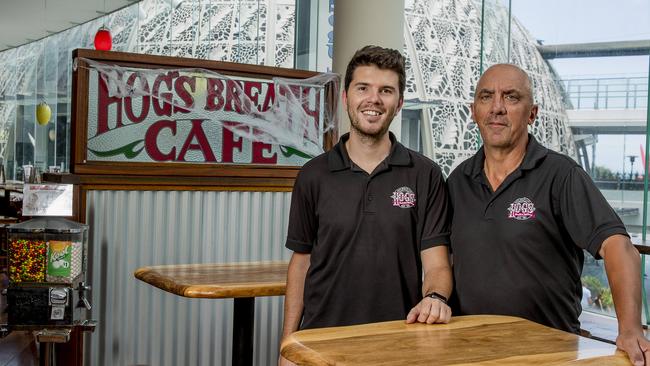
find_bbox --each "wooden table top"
[281,315,631,365]
[134,261,288,298]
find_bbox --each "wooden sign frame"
[70,49,337,184]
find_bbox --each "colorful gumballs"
[9,239,46,282]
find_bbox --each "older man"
[448,63,649,365]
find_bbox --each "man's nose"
[366,88,382,103]
[490,95,506,114]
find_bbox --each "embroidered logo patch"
[391,187,416,208]
[507,197,536,220]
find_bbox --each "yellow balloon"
[36,102,51,125]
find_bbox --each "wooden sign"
[71,49,338,178]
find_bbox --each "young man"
[448,63,650,366]
[279,45,452,365]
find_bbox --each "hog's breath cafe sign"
[72,51,335,176]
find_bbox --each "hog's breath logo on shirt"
[391,186,416,208]
[507,197,536,220]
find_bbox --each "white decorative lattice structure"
[113,0,296,67]
[0,0,297,177]
[0,0,574,177]
[404,0,576,174]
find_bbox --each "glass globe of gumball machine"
[0,184,95,365]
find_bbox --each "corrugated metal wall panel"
[85,190,292,366]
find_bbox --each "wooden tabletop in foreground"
[281,315,631,366]
[134,261,288,298]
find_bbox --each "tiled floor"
[0,331,37,366]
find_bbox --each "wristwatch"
[425,291,448,304]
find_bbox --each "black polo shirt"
[286,132,450,329]
[448,134,628,333]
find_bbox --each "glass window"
[510,0,650,326]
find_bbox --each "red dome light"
[94,27,112,51]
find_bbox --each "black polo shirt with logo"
[286,132,450,329]
[448,134,628,333]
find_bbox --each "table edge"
[133,261,289,298]
[279,315,625,365]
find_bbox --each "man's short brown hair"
[344,45,406,98]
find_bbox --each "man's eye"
[505,94,520,101]
[380,88,393,95]
[480,95,491,102]
[356,86,367,92]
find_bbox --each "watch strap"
[424,291,448,304]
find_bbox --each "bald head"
[477,64,535,104]
[471,63,539,152]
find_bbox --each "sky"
[511,0,650,174]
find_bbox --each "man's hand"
[616,330,650,366]
[413,246,453,324]
[405,296,451,324]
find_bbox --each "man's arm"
[406,245,453,324]
[600,234,650,366]
[279,252,310,366]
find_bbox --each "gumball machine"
[1,184,95,365]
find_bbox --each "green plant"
[581,275,614,311]
[582,275,604,293]
[600,288,613,309]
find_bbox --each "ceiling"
[0,0,140,52]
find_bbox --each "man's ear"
[470,102,476,122]
[528,104,539,125]
[397,97,404,113]
[342,89,348,106]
